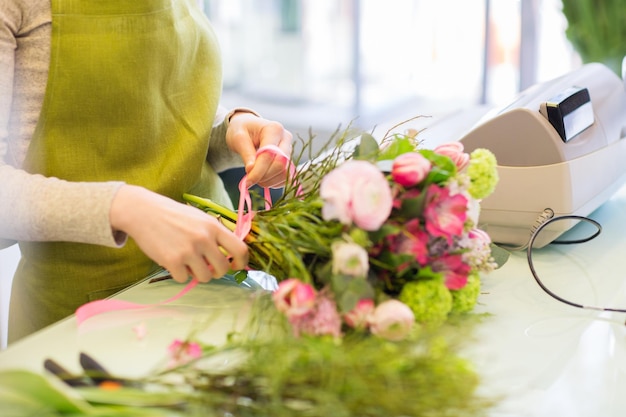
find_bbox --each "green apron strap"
[10,0,228,342]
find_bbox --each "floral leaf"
[414,265,442,281]
[352,133,380,161]
[489,243,510,268]
[76,386,186,409]
[398,193,426,218]
[231,270,249,284]
[377,136,417,161]
[333,275,375,313]
[368,222,401,243]
[377,251,415,274]
[0,370,92,415]
[419,149,457,184]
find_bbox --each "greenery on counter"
[0,297,494,417]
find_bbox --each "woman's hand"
[225,112,293,188]
[110,185,248,283]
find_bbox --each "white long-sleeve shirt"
[0,0,241,248]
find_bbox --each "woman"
[0,0,293,342]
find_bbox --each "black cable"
[525,214,626,313]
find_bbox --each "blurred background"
[205,0,581,144]
[2,0,624,348]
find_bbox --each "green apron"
[9,0,232,343]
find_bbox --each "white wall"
[0,245,18,349]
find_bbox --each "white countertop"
[4,187,626,417]
[0,277,261,378]
[466,185,626,417]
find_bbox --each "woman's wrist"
[226,108,260,124]
[109,184,144,235]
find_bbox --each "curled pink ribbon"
[75,144,297,325]
[234,144,300,239]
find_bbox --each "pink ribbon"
[234,144,299,239]
[75,144,297,325]
[75,279,198,325]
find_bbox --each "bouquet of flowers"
[0,123,504,417]
[185,124,501,340]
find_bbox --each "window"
[202,0,579,137]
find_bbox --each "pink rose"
[391,152,431,187]
[368,299,415,341]
[434,142,470,171]
[343,298,375,329]
[320,160,393,231]
[272,279,317,318]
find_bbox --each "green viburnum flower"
[467,148,499,200]
[451,273,481,314]
[398,279,452,326]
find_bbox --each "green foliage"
[352,132,381,160]
[377,134,420,161]
[562,0,626,75]
[489,243,510,269]
[331,272,375,313]
[0,370,173,417]
[248,194,343,282]
[419,149,457,185]
[158,330,492,417]
[0,370,89,416]
[0,291,493,417]
[397,189,427,218]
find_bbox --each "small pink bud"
[434,142,470,171]
[469,228,491,245]
[391,152,431,187]
[273,278,317,318]
[167,339,203,367]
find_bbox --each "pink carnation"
[288,291,343,338]
[320,160,393,231]
[434,142,470,171]
[386,219,429,266]
[432,254,472,290]
[423,184,468,243]
[391,152,431,187]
